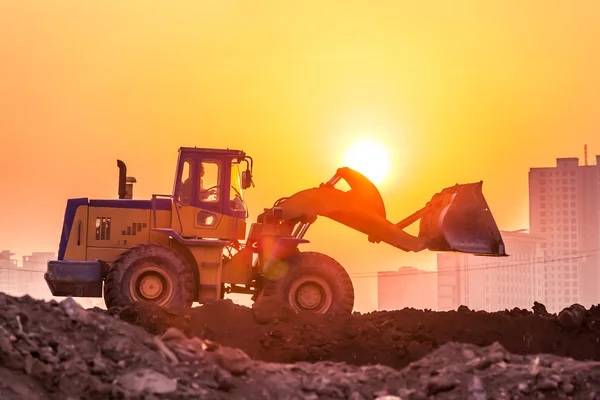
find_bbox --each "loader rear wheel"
[263,251,354,315]
[104,243,196,309]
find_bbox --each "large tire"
[104,243,196,309]
[262,251,354,315]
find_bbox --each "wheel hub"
[138,275,163,299]
[288,275,333,314]
[129,264,174,306]
[296,283,322,310]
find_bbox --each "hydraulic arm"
[260,167,506,257]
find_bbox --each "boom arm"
[258,167,506,256]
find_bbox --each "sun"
[342,139,392,186]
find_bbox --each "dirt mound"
[113,298,600,370]
[3,292,600,399]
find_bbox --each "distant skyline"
[0,250,55,267]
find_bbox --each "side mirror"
[241,169,254,189]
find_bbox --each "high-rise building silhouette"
[377,266,437,311]
[0,250,19,295]
[436,230,545,312]
[529,155,600,311]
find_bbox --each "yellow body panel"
[86,247,127,263]
[87,207,151,248]
[172,203,246,240]
[62,200,249,302]
[64,206,172,263]
[150,210,172,245]
[190,246,223,300]
[222,247,253,284]
[63,206,89,261]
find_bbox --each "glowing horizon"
[342,138,392,186]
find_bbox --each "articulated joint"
[261,207,284,223]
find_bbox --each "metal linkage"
[292,173,341,239]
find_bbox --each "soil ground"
[3,292,600,399]
[114,297,600,370]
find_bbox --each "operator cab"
[173,147,253,224]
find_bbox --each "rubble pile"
[114,297,600,370]
[3,293,600,399]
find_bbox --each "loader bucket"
[419,181,507,256]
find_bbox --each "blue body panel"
[57,197,172,260]
[45,260,104,297]
[58,198,88,260]
[88,199,172,210]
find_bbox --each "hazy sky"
[2,1,600,310]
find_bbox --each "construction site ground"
[2,292,600,399]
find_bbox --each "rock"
[427,376,458,395]
[536,376,559,391]
[212,365,236,391]
[160,327,188,343]
[209,346,253,375]
[101,336,133,362]
[59,298,89,324]
[466,357,483,369]
[561,382,574,394]
[349,392,366,400]
[0,330,14,354]
[488,351,507,364]
[468,375,487,400]
[532,301,550,317]
[557,304,587,331]
[90,353,107,375]
[550,374,562,382]
[57,343,76,362]
[458,305,470,313]
[518,382,530,394]
[38,347,59,365]
[117,368,177,395]
[463,349,476,360]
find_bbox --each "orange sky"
[2,2,600,311]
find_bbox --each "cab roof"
[178,147,246,158]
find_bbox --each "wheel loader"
[44,146,506,315]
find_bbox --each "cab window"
[178,159,193,205]
[199,161,220,202]
[230,163,245,211]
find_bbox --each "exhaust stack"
[117,160,127,199]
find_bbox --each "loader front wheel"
[263,251,354,315]
[104,243,196,309]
